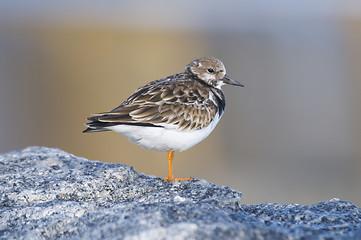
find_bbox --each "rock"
[0,147,360,240]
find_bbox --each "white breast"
[108,114,222,152]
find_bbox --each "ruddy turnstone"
[84,56,243,181]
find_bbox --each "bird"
[83,56,244,181]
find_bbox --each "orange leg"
[163,149,191,182]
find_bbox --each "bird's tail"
[83,116,114,133]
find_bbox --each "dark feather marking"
[84,118,162,133]
[211,88,226,115]
[98,114,130,122]
[161,88,173,99]
[149,94,162,102]
[131,106,159,117]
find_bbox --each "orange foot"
[163,149,191,182]
[163,176,192,182]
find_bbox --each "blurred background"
[0,0,360,206]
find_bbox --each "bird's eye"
[207,68,215,73]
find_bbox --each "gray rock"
[0,147,360,240]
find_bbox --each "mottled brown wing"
[93,80,218,131]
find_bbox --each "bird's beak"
[222,75,244,87]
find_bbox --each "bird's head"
[186,56,244,89]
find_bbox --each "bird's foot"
[163,176,192,182]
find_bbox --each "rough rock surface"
[0,147,360,240]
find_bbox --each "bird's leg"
[163,149,191,182]
[166,149,175,181]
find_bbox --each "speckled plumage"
[84,56,243,152]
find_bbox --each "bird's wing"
[87,80,218,131]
